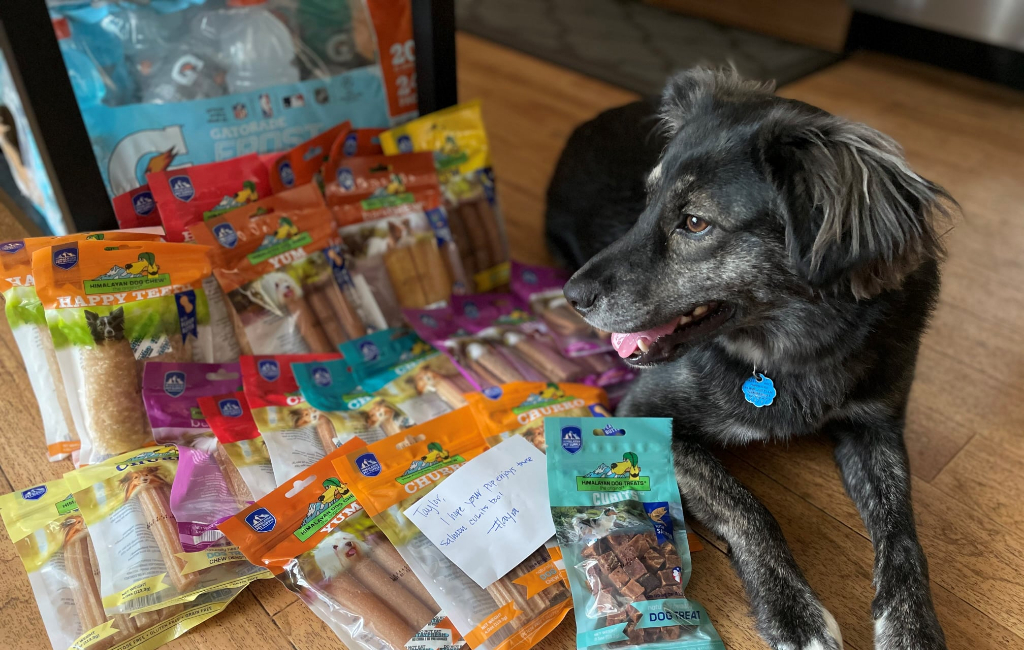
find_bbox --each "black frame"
[0,0,458,234]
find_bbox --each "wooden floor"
[1,33,1023,650]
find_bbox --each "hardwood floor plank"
[272,600,348,650]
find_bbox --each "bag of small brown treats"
[546,417,725,650]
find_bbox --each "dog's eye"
[680,215,711,234]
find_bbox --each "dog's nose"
[563,276,599,313]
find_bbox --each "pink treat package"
[510,261,614,357]
[171,445,249,551]
[142,362,242,444]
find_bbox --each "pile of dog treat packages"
[0,104,723,650]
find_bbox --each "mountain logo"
[169,175,195,202]
[163,371,186,397]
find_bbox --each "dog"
[85,307,125,343]
[553,68,953,650]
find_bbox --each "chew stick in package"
[290,342,471,448]
[0,231,162,461]
[240,353,345,483]
[338,409,573,650]
[510,262,613,357]
[380,101,509,292]
[545,418,724,650]
[0,479,250,650]
[32,241,214,465]
[326,152,469,323]
[467,382,611,452]
[221,439,458,650]
[191,207,369,354]
[146,153,272,243]
[201,391,276,501]
[64,445,270,617]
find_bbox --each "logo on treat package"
[213,223,238,249]
[21,485,46,500]
[163,371,186,397]
[258,359,280,381]
[53,246,79,270]
[278,160,295,187]
[218,398,243,418]
[396,442,465,485]
[0,241,24,253]
[578,452,651,491]
[132,191,155,216]
[311,366,332,387]
[169,175,195,202]
[342,132,358,156]
[396,134,413,154]
[295,478,358,541]
[560,426,582,454]
[356,453,382,477]
[358,340,379,362]
[245,507,276,533]
[336,167,355,191]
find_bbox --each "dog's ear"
[761,110,954,298]
[660,67,775,136]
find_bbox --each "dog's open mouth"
[611,302,734,366]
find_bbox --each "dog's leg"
[673,435,843,650]
[831,420,947,650]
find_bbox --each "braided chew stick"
[364,533,439,611]
[131,473,198,593]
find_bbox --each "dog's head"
[564,67,953,368]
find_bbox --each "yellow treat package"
[380,100,510,291]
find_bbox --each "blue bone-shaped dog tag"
[742,373,776,407]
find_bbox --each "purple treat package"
[170,445,248,551]
[510,261,614,357]
[142,362,242,444]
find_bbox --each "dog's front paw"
[874,608,947,650]
[758,599,843,650]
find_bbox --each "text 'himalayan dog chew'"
[552,68,955,650]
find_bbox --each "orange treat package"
[467,382,611,452]
[0,231,162,461]
[229,183,327,219]
[221,439,463,650]
[267,122,351,193]
[191,207,372,355]
[325,152,469,326]
[32,241,214,465]
[337,409,573,650]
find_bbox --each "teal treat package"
[546,417,724,650]
[338,326,435,381]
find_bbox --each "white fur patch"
[821,605,843,648]
[647,162,663,185]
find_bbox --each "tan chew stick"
[65,527,137,649]
[322,280,367,339]
[467,342,525,384]
[341,543,434,630]
[306,286,349,348]
[319,568,415,650]
[542,301,591,336]
[466,355,503,388]
[409,238,451,305]
[445,206,477,276]
[131,603,183,629]
[474,197,507,264]
[413,368,468,408]
[576,352,616,373]
[81,341,149,456]
[38,323,79,444]
[383,247,429,308]
[213,443,254,504]
[316,416,339,454]
[363,533,439,611]
[503,332,583,382]
[285,295,333,353]
[458,201,493,272]
[131,473,198,593]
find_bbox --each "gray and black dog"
[549,68,953,650]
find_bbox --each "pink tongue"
[611,319,681,358]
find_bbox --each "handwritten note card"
[403,435,554,588]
